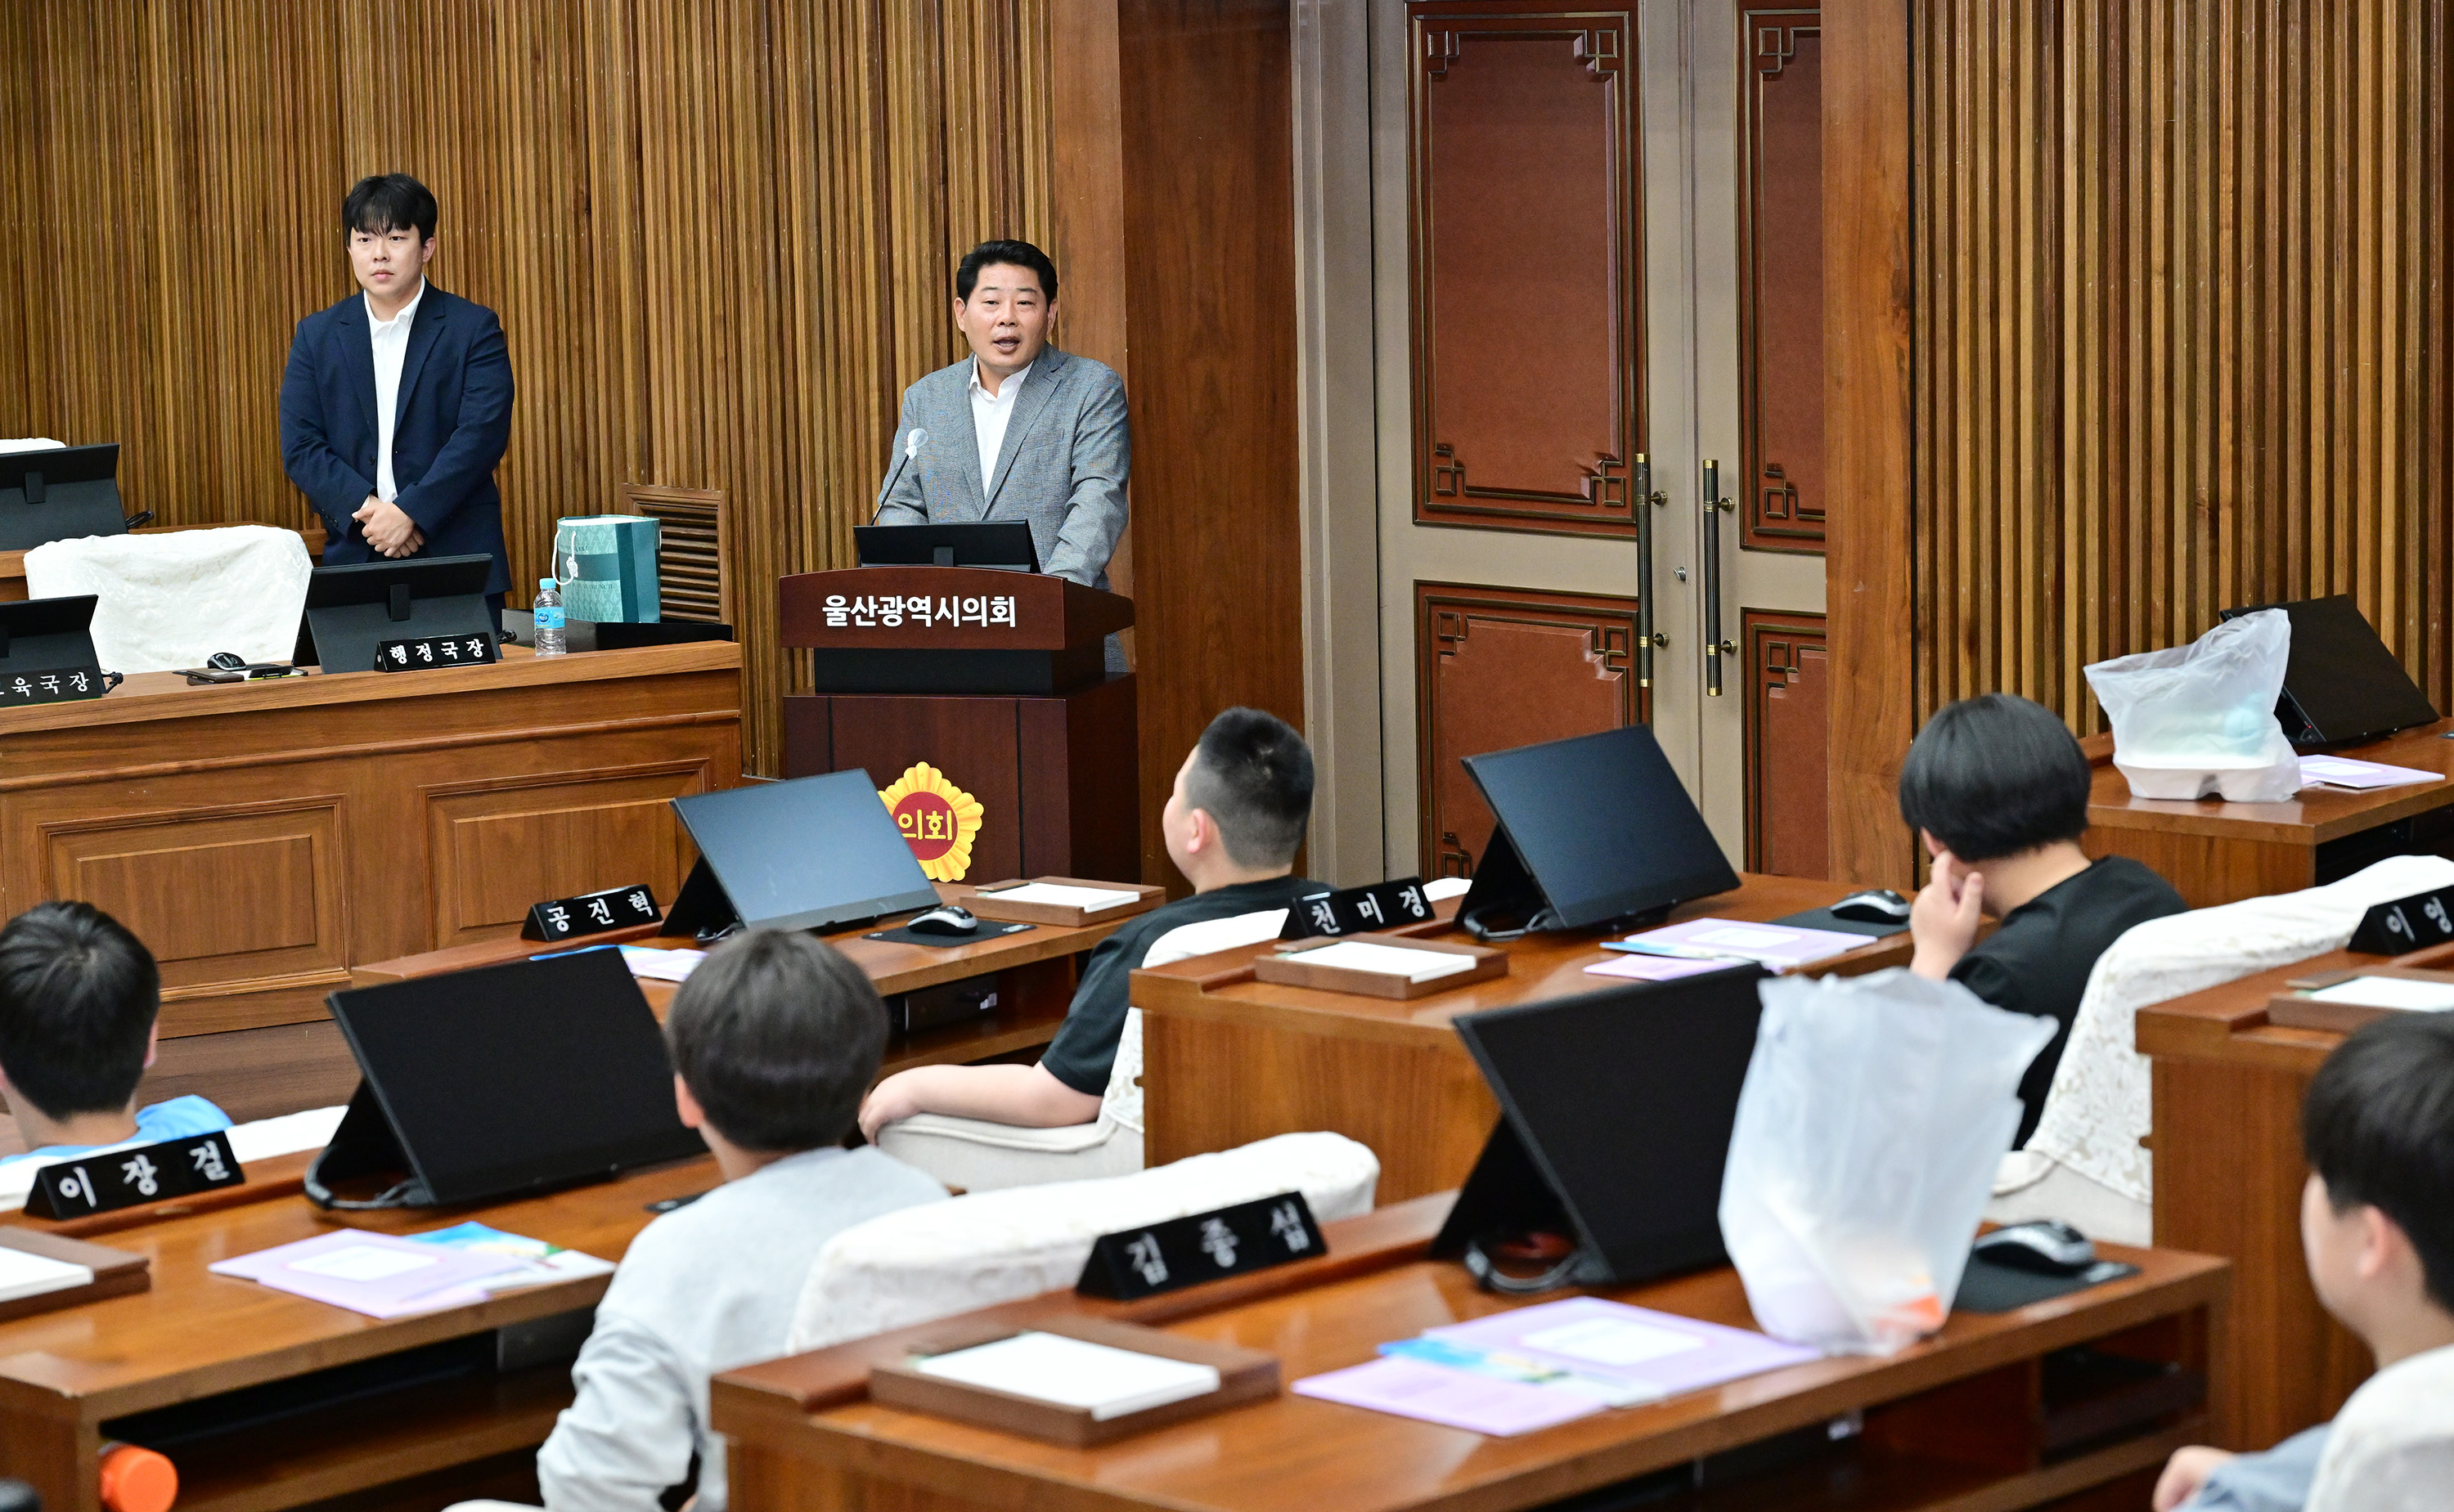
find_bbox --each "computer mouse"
[1973,1219,2095,1273]
[205,650,249,671]
[1831,888,1912,923]
[906,905,980,937]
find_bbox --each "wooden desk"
[1134,876,1915,1204]
[0,1154,718,1512]
[2083,720,2454,909]
[353,881,1135,1085]
[2131,935,2454,1449]
[0,643,740,1128]
[713,1195,2228,1512]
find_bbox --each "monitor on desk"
[292,554,497,671]
[310,947,706,1208]
[1437,965,1767,1287]
[2217,594,2439,746]
[665,769,941,936]
[0,442,130,550]
[853,522,1040,572]
[1457,723,1739,938]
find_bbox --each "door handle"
[1633,454,1669,687]
[1701,459,1735,697]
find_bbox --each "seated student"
[1899,692,2186,1146]
[0,901,228,1165]
[534,929,946,1512]
[860,707,1319,1136]
[2154,1012,2454,1512]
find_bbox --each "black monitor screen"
[671,770,940,931]
[327,948,704,1205]
[296,554,497,669]
[2221,594,2438,742]
[1464,724,1739,928]
[1455,967,1765,1282]
[854,523,1039,572]
[0,443,125,551]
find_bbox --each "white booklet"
[983,882,1144,911]
[0,1245,93,1305]
[1289,940,1479,983]
[915,1331,1221,1421]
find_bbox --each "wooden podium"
[779,567,1139,885]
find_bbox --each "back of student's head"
[0,902,161,1122]
[663,929,886,1154]
[1186,707,1315,869]
[1895,692,2092,861]
[2303,1012,2454,1310]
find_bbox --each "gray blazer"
[874,347,1130,590]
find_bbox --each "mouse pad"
[862,921,1035,949]
[1953,1253,2140,1313]
[1770,906,1911,939]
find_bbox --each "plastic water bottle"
[533,577,567,657]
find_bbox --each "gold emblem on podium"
[879,763,983,881]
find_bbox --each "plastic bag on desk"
[2083,609,2299,801]
[1719,969,2056,1356]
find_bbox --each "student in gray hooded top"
[529,930,944,1512]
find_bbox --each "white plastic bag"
[1719,969,2056,1356]
[2083,610,2299,801]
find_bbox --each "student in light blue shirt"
[0,902,230,1168]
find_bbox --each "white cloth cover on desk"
[23,524,312,673]
[789,1130,1380,1353]
[873,905,1295,1192]
[1988,854,2454,1244]
[0,438,66,453]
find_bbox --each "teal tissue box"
[555,514,661,622]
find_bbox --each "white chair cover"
[873,906,1293,1192]
[790,1130,1378,1352]
[1989,854,2454,1243]
[24,526,312,673]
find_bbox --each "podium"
[779,567,1139,885]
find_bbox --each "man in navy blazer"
[279,174,514,608]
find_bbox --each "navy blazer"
[278,285,515,595]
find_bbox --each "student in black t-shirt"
[858,708,1319,1138]
[1900,693,2187,1146]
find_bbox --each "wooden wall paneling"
[0,0,1058,778]
[1822,0,1916,888]
[1737,7,1826,551]
[1742,608,1830,876]
[1414,582,1643,878]
[1908,0,2452,734]
[422,761,712,948]
[1104,0,1302,891]
[1405,2,1644,536]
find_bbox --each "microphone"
[874,428,928,520]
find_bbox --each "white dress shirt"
[366,281,426,504]
[968,358,1032,491]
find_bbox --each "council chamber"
[0,5,2448,1512]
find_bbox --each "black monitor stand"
[294,556,497,673]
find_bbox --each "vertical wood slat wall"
[0,0,1054,773]
[1912,0,2452,731]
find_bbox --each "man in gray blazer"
[874,240,1130,593]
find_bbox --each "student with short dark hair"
[0,902,228,1166]
[2154,1013,2454,1511]
[860,707,1319,1136]
[1900,693,2185,1144]
[535,930,943,1512]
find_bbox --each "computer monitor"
[2217,594,2439,746]
[1456,723,1739,938]
[308,948,705,1207]
[853,522,1040,572]
[1436,965,1767,1286]
[293,554,497,671]
[0,443,129,550]
[666,769,941,935]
